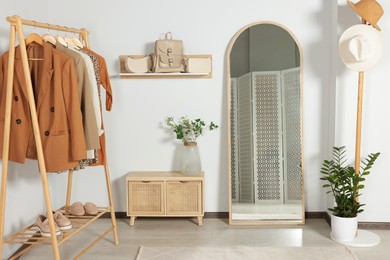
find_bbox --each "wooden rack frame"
[0,15,119,259]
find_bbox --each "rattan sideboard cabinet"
[126,171,204,226]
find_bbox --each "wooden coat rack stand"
[0,15,119,259]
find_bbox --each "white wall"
[0,0,352,257]
[45,0,330,213]
[334,0,390,222]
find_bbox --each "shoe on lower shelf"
[53,211,72,230]
[84,202,98,215]
[68,201,98,216]
[35,215,61,237]
[69,202,85,216]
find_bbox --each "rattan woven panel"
[281,67,302,201]
[230,78,239,202]
[166,182,201,215]
[237,73,254,203]
[252,71,284,203]
[128,182,164,214]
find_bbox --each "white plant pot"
[331,214,358,242]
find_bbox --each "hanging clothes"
[70,45,104,137]
[54,42,99,171]
[55,42,100,151]
[81,47,113,166]
[0,42,87,172]
[82,47,113,111]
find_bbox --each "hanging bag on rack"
[152,32,185,73]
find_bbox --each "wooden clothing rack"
[0,15,118,259]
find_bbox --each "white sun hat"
[339,24,383,72]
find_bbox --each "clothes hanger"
[54,26,68,47]
[25,33,44,60]
[55,35,67,47]
[62,27,79,49]
[25,23,44,61]
[42,25,56,46]
[25,22,43,46]
[65,37,77,48]
[71,38,84,49]
[25,32,43,45]
[42,34,56,45]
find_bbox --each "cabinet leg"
[197,216,203,226]
[130,217,136,226]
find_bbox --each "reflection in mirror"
[228,22,304,224]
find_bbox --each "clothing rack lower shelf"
[4,206,112,258]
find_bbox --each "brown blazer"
[0,42,87,172]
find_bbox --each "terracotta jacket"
[0,42,87,172]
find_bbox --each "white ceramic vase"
[331,214,358,242]
[180,142,201,173]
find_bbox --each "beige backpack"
[152,32,185,73]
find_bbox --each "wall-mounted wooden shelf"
[119,54,212,78]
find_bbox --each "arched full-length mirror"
[227,22,304,225]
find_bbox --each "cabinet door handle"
[179,181,189,183]
[142,181,151,183]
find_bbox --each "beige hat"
[339,24,383,72]
[347,0,384,31]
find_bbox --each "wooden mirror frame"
[227,21,305,225]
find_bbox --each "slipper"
[84,202,98,215]
[69,202,85,216]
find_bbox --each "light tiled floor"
[12,218,390,259]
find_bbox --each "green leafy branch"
[165,116,218,144]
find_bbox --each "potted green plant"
[165,116,218,173]
[320,146,380,242]
[165,116,218,144]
